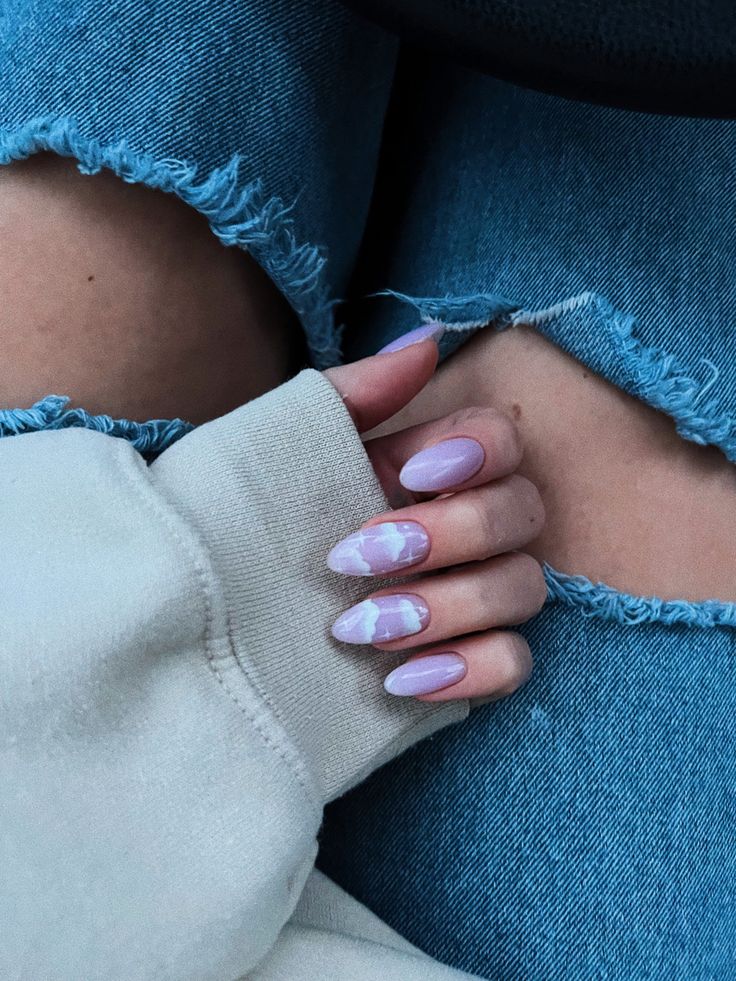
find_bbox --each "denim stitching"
[0,115,340,367]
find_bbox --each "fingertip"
[324,336,439,432]
[376,322,446,354]
[411,632,534,703]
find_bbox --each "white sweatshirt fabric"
[0,368,476,981]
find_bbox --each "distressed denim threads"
[322,51,736,981]
[1,8,735,977]
[0,0,399,369]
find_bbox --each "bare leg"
[3,154,734,604]
[373,324,736,603]
[0,153,305,425]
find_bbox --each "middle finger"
[326,474,545,578]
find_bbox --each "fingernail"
[400,437,485,492]
[384,653,466,696]
[377,322,445,354]
[331,593,430,644]
[327,521,430,576]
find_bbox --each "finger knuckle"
[446,407,523,469]
[528,483,546,533]
[498,475,546,546]
[496,632,534,692]
[471,566,496,615]
[513,551,548,613]
[444,406,490,430]
[494,414,523,470]
[467,494,501,556]
[511,474,546,528]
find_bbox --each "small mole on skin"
[87,275,95,282]
[582,372,589,379]
[511,403,522,420]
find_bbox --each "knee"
[0,153,304,424]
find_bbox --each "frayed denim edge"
[0,115,341,368]
[0,394,192,462]
[510,292,736,464]
[380,288,736,629]
[544,565,736,628]
[380,289,736,464]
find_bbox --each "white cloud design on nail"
[397,596,424,635]
[328,536,372,575]
[332,598,381,643]
[380,522,407,563]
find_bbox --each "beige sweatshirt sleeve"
[250,870,477,980]
[0,368,472,981]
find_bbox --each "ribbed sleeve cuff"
[149,369,468,803]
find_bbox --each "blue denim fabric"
[341,55,736,456]
[0,0,397,368]
[320,608,736,979]
[1,11,735,978]
[319,54,736,979]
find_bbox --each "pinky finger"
[383,631,533,702]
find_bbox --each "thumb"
[323,324,444,434]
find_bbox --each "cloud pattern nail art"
[327,521,430,576]
[331,593,430,644]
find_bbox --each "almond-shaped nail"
[331,593,430,644]
[377,322,445,354]
[400,437,484,492]
[327,521,430,576]
[384,653,467,696]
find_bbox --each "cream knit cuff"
[150,368,468,803]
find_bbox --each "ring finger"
[330,551,547,651]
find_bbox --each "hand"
[324,325,546,702]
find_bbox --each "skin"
[373,325,736,604]
[327,341,544,700]
[1,154,733,701]
[0,153,305,423]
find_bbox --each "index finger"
[365,406,523,499]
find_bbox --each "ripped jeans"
[320,55,736,979]
[0,2,734,977]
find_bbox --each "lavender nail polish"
[327,521,430,576]
[400,437,485,492]
[377,322,445,354]
[331,593,430,645]
[384,653,467,696]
